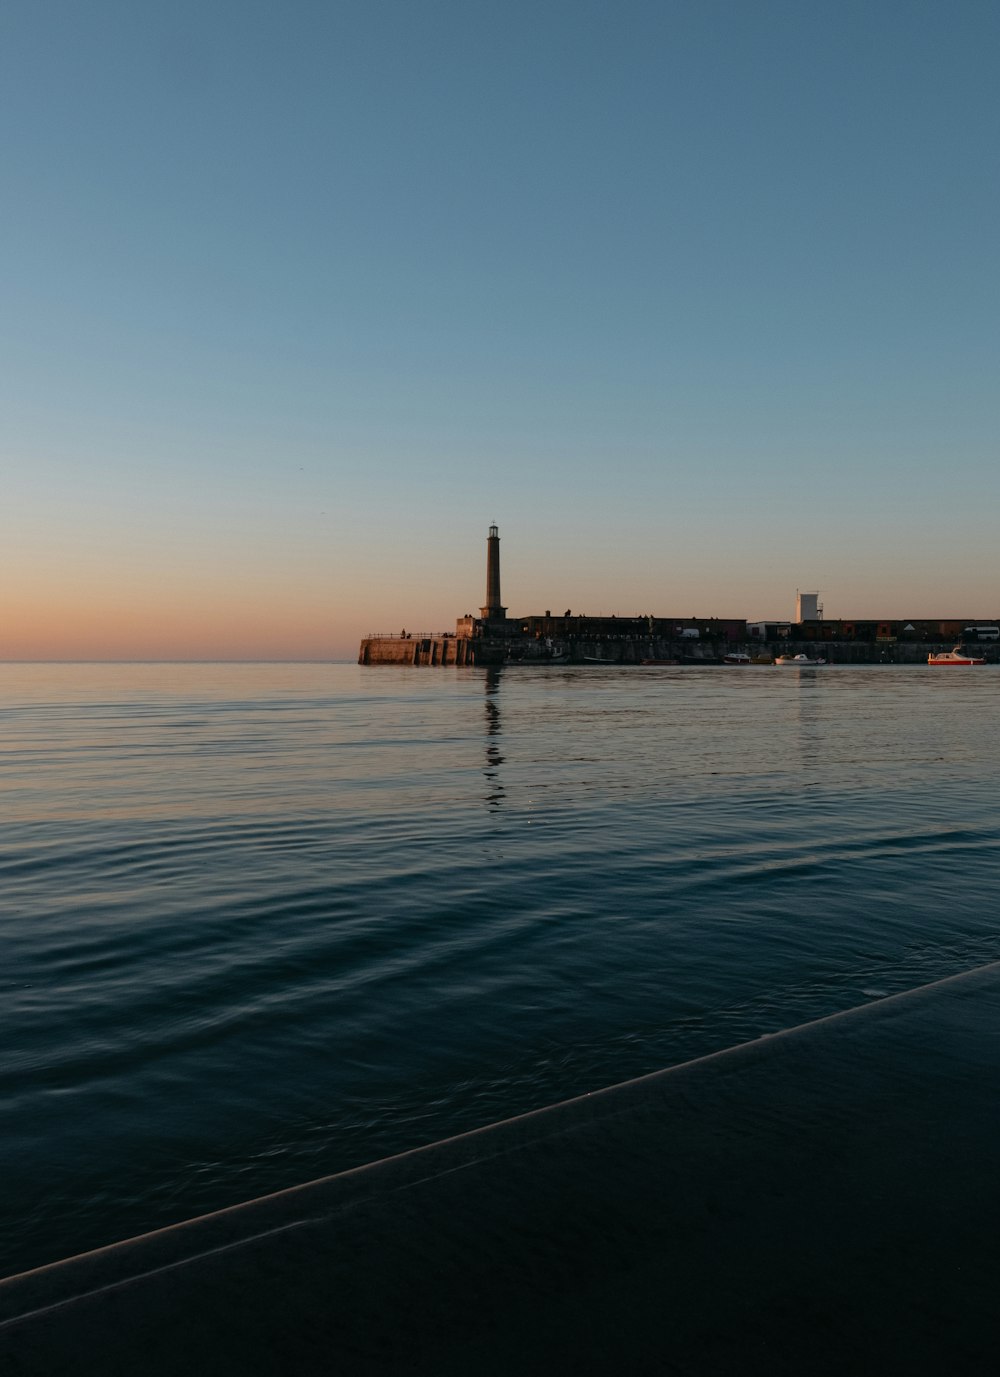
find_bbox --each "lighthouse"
[480,523,506,622]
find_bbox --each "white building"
[796,591,822,622]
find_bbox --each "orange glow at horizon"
[0,577,358,661]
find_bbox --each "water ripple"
[2,662,1000,1276]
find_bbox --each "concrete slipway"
[3,964,1000,1375]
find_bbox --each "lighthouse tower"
[480,523,507,623]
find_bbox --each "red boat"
[927,647,986,666]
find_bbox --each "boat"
[583,656,618,664]
[775,654,826,666]
[927,647,986,666]
[723,653,752,665]
[641,658,679,665]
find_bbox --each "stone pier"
[358,634,505,666]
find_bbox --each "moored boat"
[775,654,826,666]
[723,653,752,665]
[928,647,986,666]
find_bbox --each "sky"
[2,0,998,659]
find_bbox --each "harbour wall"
[358,635,502,666]
[360,635,999,666]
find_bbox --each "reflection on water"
[483,666,505,810]
[792,670,825,770]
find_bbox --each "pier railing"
[364,632,453,640]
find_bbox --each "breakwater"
[359,525,999,666]
[359,633,488,666]
[359,634,998,666]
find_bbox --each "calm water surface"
[3,661,999,1277]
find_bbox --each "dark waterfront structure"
[4,964,1000,1374]
[358,526,748,665]
[358,528,999,665]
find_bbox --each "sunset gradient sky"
[3,0,998,659]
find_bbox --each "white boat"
[928,647,986,666]
[775,654,826,666]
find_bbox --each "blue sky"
[2,0,998,656]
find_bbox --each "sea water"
[3,661,999,1277]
